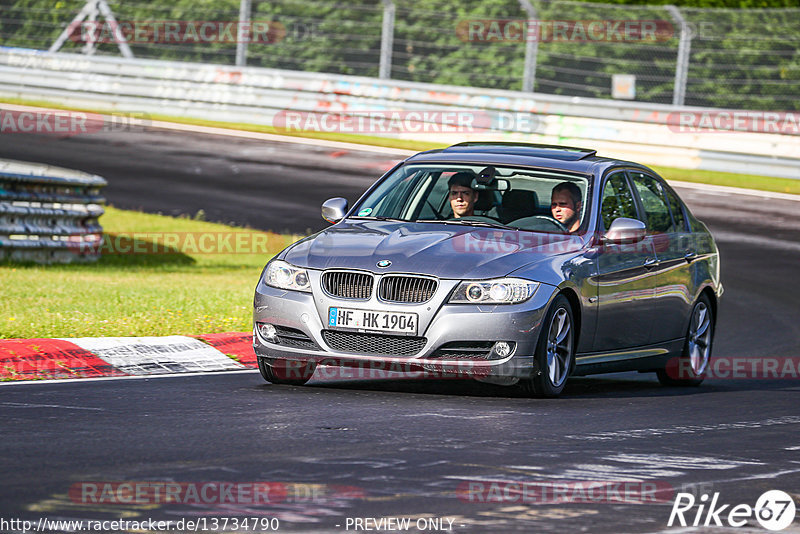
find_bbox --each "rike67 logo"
[669,490,796,531]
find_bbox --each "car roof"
[404,142,653,177]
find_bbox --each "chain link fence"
[1,0,798,110]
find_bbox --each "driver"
[550,182,583,233]
[448,172,478,218]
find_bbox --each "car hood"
[282,220,584,280]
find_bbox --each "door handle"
[643,257,659,269]
[684,251,697,263]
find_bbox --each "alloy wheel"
[547,307,572,387]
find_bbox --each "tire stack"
[0,159,106,263]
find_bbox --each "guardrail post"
[236,0,252,66]
[379,0,395,79]
[518,0,539,92]
[666,5,691,107]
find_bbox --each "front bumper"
[253,278,556,381]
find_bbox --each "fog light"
[493,341,512,358]
[258,322,277,342]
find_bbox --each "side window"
[380,172,421,217]
[600,173,638,230]
[663,186,688,232]
[629,172,671,233]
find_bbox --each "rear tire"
[657,294,714,387]
[258,357,315,386]
[520,295,575,398]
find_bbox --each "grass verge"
[652,166,800,195]
[0,206,301,339]
[3,97,798,195]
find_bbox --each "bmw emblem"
[376,259,392,268]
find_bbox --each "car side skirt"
[572,338,684,376]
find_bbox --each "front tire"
[521,295,575,398]
[258,357,315,386]
[657,294,714,387]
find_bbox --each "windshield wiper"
[415,219,514,230]
[349,216,408,222]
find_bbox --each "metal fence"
[0,159,106,263]
[1,0,797,111]
[1,50,797,180]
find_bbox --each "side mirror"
[321,197,348,224]
[604,217,646,244]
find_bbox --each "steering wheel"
[455,215,501,224]
[533,216,568,232]
[511,215,568,233]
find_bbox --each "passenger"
[550,182,583,233]
[448,172,478,218]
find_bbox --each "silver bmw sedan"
[253,142,722,397]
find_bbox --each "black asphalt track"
[1,128,798,533]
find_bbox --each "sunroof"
[443,142,597,161]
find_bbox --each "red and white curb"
[0,333,256,381]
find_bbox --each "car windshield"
[351,163,590,234]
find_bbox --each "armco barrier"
[0,47,798,179]
[0,159,106,263]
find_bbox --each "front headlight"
[264,260,312,292]
[449,277,538,304]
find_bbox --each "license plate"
[328,307,418,335]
